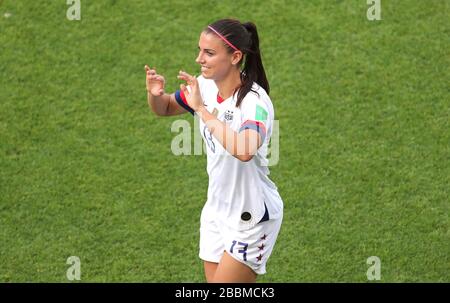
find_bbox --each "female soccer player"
[144,19,283,283]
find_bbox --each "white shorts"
[199,203,283,275]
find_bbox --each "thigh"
[203,261,219,283]
[212,251,257,283]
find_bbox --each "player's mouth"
[201,66,210,72]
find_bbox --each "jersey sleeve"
[238,95,270,142]
[174,88,194,116]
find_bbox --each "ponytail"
[238,22,270,107]
[205,19,270,107]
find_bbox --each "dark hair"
[204,19,270,107]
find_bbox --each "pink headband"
[207,25,239,52]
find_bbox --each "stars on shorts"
[256,233,268,262]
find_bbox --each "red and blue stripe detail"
[239,120,267,142]
[174,90,194,115]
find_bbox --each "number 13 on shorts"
[230,240,249,261]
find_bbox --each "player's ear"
[231,51,243,66]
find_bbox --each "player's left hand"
[178,71,204,113]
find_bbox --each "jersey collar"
[217,93,225,104]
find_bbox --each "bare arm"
[178,71,262,162]
[196,107,262,161]
[147,92,187,116]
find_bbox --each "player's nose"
[195,53,205,64]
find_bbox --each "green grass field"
[0,0,448,282]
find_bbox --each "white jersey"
[175,76,283,231]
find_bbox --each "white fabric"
[193,76,283,231]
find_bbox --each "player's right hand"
[145,65,165,96]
